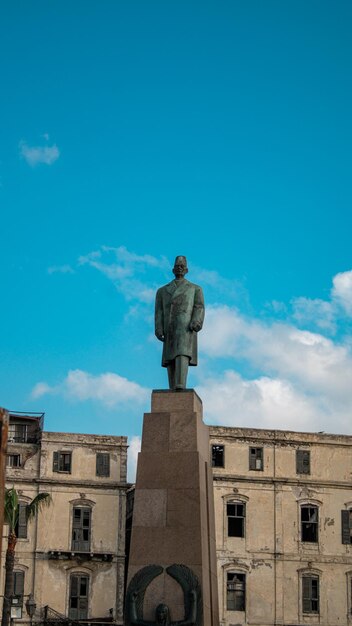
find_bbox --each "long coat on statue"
[155,278,205,367]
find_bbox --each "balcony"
[47,550,114,562]
[8,412,44,444]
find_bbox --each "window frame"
[342,509,352,545]
[227,501,246,538]
[71,507,92,552]
[211,444,225,468]
[296,449,311,475]
[15,503,28,539]
[301,505,319,543]
[302,575,319,614]
[12,571,25,607]
[226,572,246,612]
[249,446,263,471]
[7,454,21,468]
[68,573,89,620]
[53,451,72,473]
[96,452,110,477]
[8,423,27,443]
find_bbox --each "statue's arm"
[155,289,165,341]
[190,287,205,332]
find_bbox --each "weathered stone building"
[1,412,128,625]
[210,426,352,626]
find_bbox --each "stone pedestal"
[127,390,219,626]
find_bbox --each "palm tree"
[1,487,52,626]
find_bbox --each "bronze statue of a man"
[155,256,205,390]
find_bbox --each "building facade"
[1,412,128,625]
[210,426,352,626]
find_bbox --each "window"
[341,510,352,544]
[227,502,245,537]
[301,506,318,542]
[12,571,24,607]
[53,451,72,473]
[212,445,224,468]
[96,452,110,477]
[15,503,27,539]
[8,423,27,443]
[69,574,89,620]
[249,447,263,470]
[302,576,319,613]
[227,573,245,611]
[296,450,310,474]
[7,454,21,468]
[72,507,91,551]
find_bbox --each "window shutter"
[14,571,24,603]
[302,577,311,612]
[96,453,110,477]
[297,450,310,474]
[53,451,59,472]
[341,510,350,544]
[70,575,79,597]
[296,450,304,473]
[17,504,27,539]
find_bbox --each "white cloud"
[198,371,324,432]
[127,435,141,482]
[20,140,60,166]
[31,369,149,407]
[31,381,56,399]
[331,270,352,315]
[199,304,352,434]
[78,246,169,304]
[291,297,336,332]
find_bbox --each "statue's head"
[155,603,170,624]
[172,255,188,279]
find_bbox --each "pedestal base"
[126,390,219,626]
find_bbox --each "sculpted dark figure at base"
[130,591,197,626]
[155,256,205,390]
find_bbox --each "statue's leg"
[167,363,175,390]
[174,355,189,390]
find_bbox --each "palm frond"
[4,488,19,532]
[26,492,52,521]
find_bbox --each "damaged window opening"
[212,445,224,468]
[53,451,72,473]
[301,506,318,542]
[302,576,319,614]
[72,507,91,551]
[249,447,263,471]
[69,574,89,620]
[227,572,245,611]
[227,502,245,538]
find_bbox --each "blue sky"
[1,1,352,478]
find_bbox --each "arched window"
[227,501,246,538]
[12,571,25,607]
[69,573,89,620]
[72,507,91,551]
[226,572,246,611]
